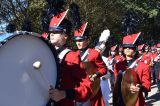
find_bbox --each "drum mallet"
[33,61,51,88]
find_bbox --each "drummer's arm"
[48,66,92,102]
[49,88,75,102]
[70,63,92,102]
[63,81,92,102]
[49,69,92,102]
[60,78,92,102]
[49,88,66,102]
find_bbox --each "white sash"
[58,48,71,63]
[129,56,142,68]
[81,49,89,62]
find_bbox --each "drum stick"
[33,61,51,88]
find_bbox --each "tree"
[0,0,45,33]
[6,23,16,33]
[21,17,32,31]
[0,0,159,44]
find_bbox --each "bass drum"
[0,32,57,106]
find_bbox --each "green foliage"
[0,0,159,44]
[148,9,159,18]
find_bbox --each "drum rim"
[0,31,40,45]
[40,36,60,89]
[40,36,59,73]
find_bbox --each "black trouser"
[151,67,156,83]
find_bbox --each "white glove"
[99,29,110,43]
[95,29,110,53]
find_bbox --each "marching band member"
[140,44,152,98]
[137,44,144,57]
[113,32,151,106]
[108,45,119,70]
[95,28,111,106]
[107,45,119,92]
[101,55,112,106]
[150,45,158,84]
[154,43,160,91]
[46,10,92,106]
[141,45,152,65]
[116,47,125,62]
[73,22,107,106]
[137,43,150,98]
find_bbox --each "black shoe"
[153,80,156,83]
[144,93,148,100]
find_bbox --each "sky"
[0,23,8,32]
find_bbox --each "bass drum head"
[0,35,57,106]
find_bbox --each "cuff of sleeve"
[95,43,105,51]
[65,89,75,99]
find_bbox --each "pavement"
[107,83,160,106]
[145,83,160,106]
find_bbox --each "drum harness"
[58,48,71,63]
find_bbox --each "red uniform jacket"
[141,52,152,65]
[77,48,107,106]
[55,51,92,106]
[85,49,107,77]
[114,60,151,106]
[150,53,158,66]
[107,55,123,73]
[108,55,124,63]
[116,55,125,62]
[151,53,158,59]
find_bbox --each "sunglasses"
[50,30,65,34]
[123,47,135,50]
[75,39,85,42]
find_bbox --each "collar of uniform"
[56,45,67,54]
[126,58,136,67]
[79,47,89,57]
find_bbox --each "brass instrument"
[121,68,139,106]
[82,61,100,98]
